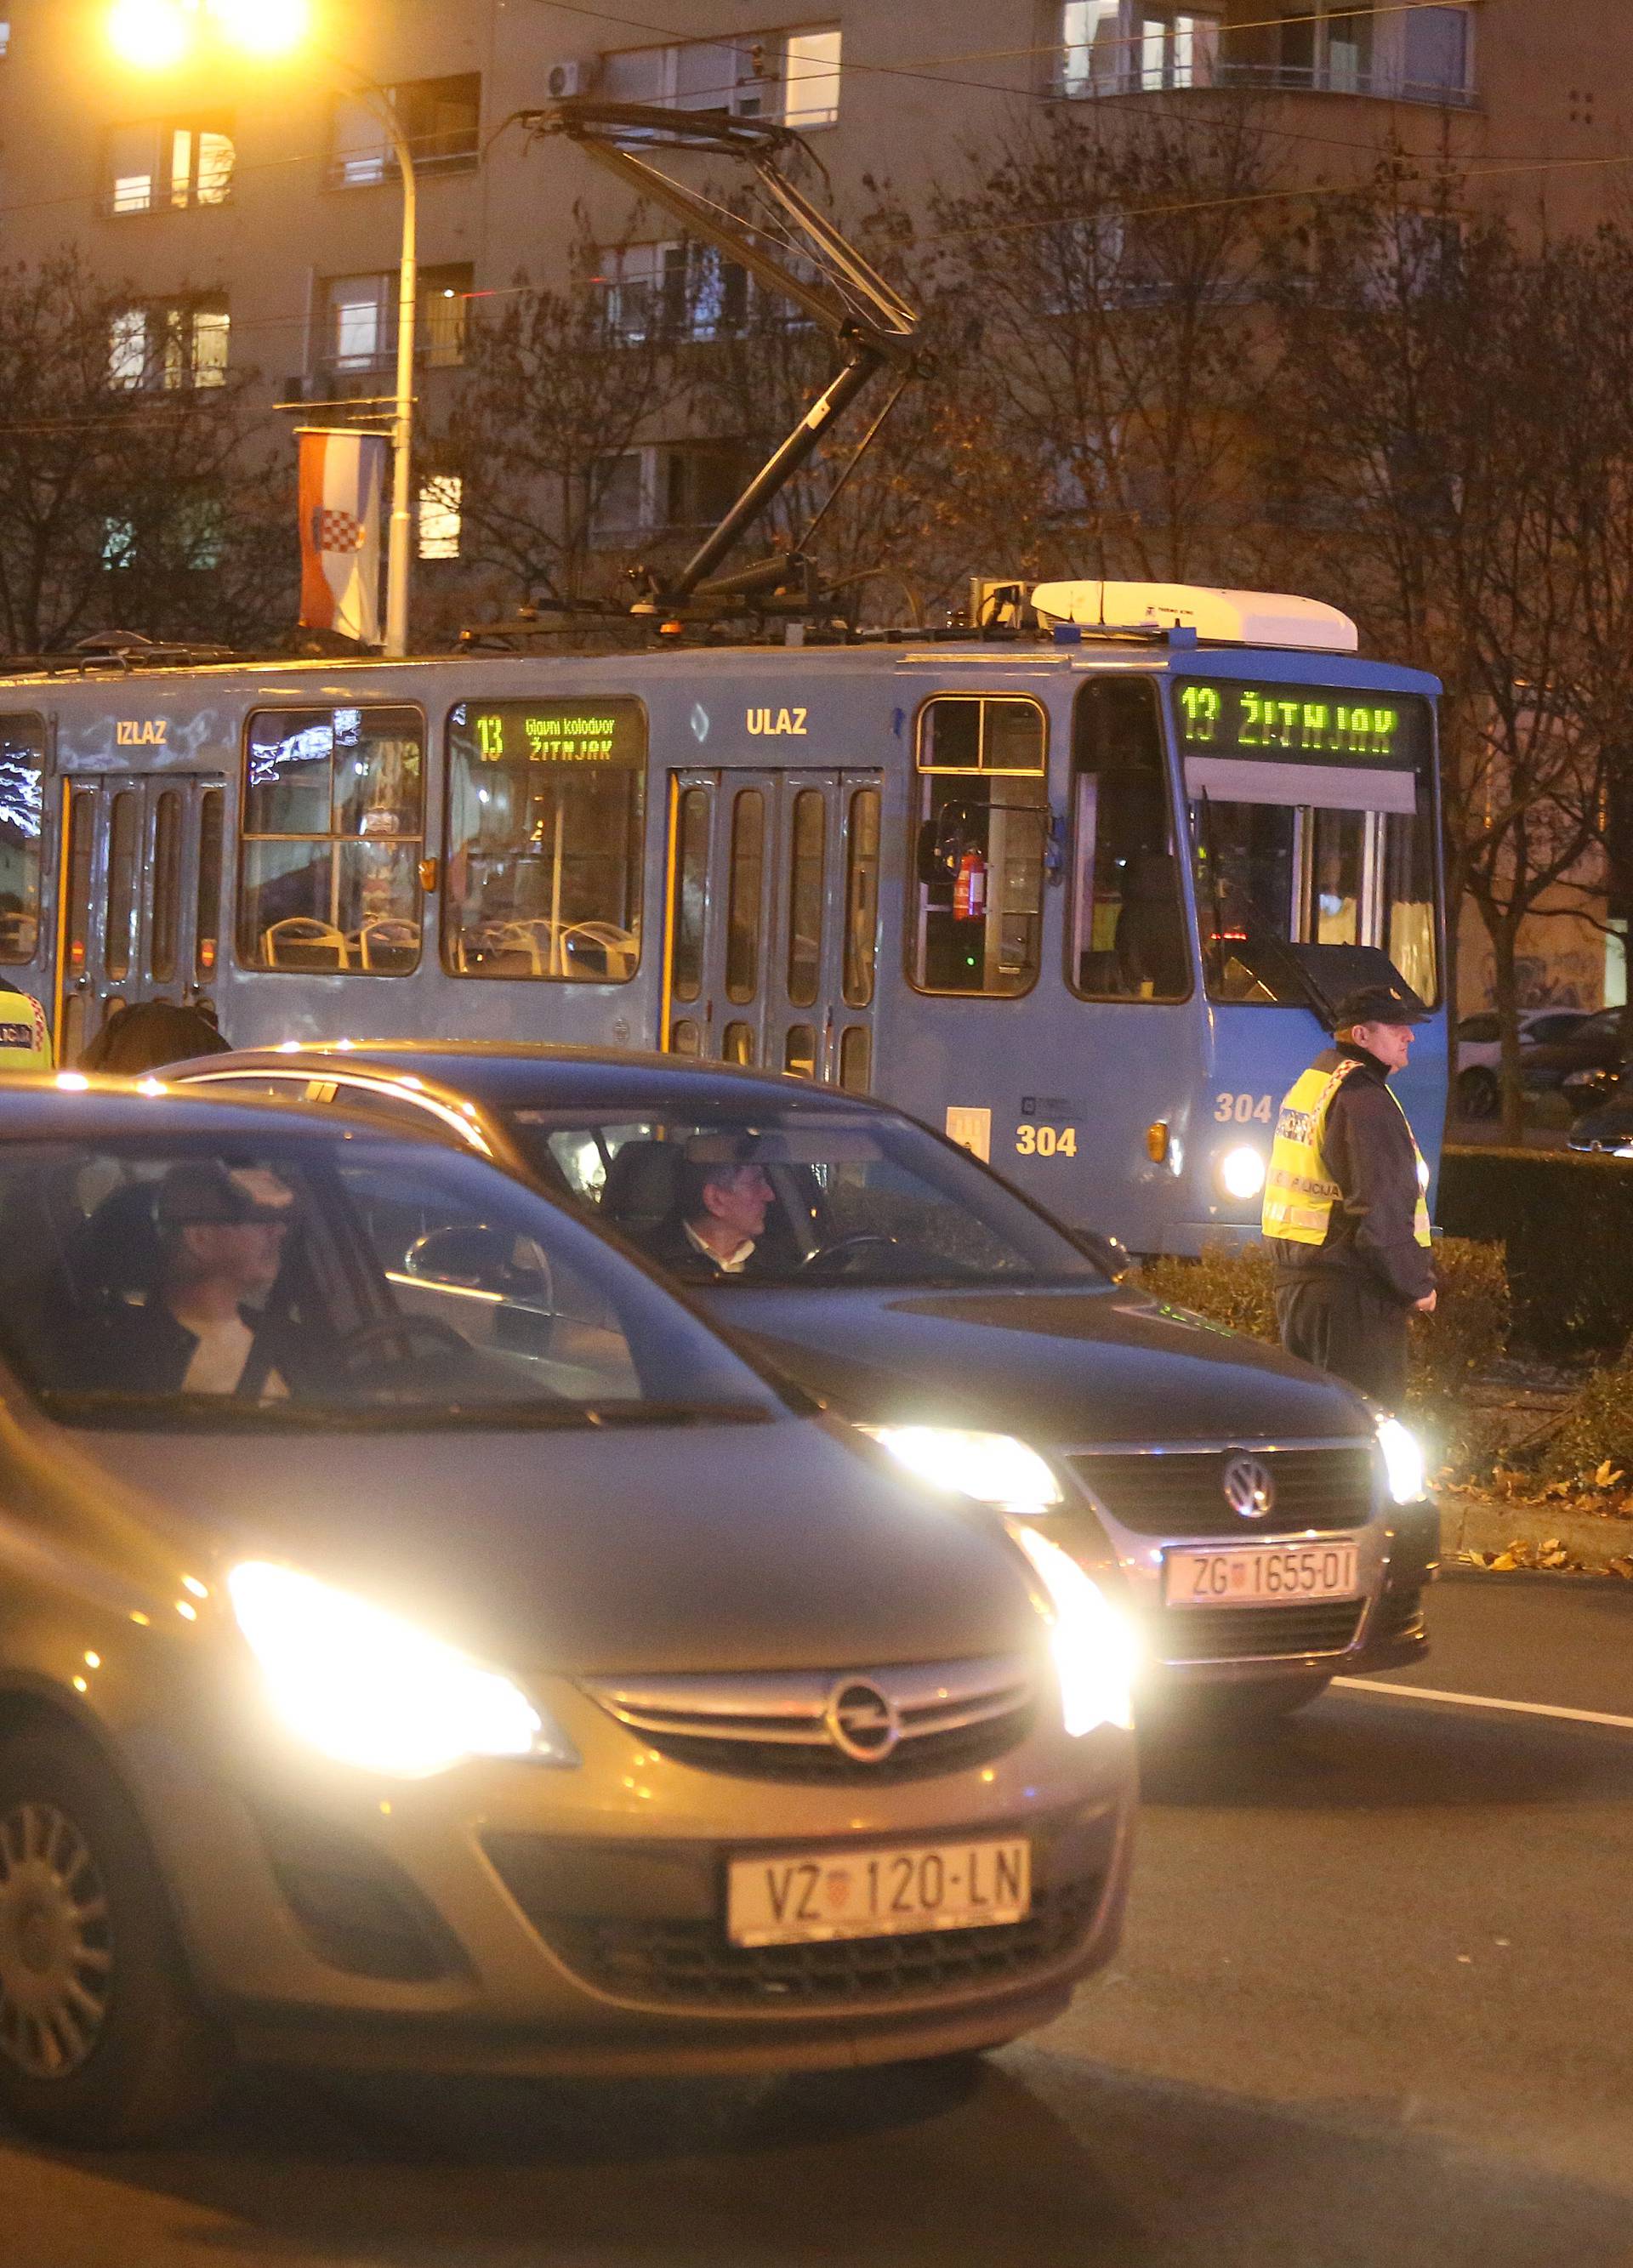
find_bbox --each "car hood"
[65,1417,1042,1680]
[689,1282,1372,1446]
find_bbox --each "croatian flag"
[297,428,387,646]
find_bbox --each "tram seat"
[358,918,420,972]
[599,1140,681,1242]
[265,918,350,971]
[561,922,637,981]
[458,919,566,976]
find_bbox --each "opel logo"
[823,1679,901,1763]
[1221,1452,1276,1520]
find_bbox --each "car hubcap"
[0,1801,113,2080]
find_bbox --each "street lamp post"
[104,3,418,655]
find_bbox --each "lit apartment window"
[599,242,751,344]
[1138,8,1219,89]
[0,22,10,57]
[102,518,137,571]
[603,26,842,128]
[320,266,472,373]
[108,300,230,390]
[418,476,463,560]
[1061,2,1118,96]
[1061,3,1218,94]
[107,118,234,213]
[328,74,480,186]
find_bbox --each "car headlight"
[1217,1145,1266,1202]
[1375,1416,1426,1505]
[227,1561,576,1778]
[857,1425,1063,1515]
[1005,1522,1136,1737]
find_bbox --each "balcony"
[1057,5,1477,111]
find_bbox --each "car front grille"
[1066,1444,1377,1539]
[538,1879,1102,2006]
[578,1654,1036,1784]
[1155,1599,1366,1664]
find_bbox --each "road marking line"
[1333,1676,1633,1731]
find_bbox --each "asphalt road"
[7,1573,1632,2268]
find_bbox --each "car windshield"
[504,1103,1104,1289]
[0,1135,782,1430]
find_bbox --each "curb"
[1437,1492,1633,1573]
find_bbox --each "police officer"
[0,981,52,1073]
[1261,982,1436,1409]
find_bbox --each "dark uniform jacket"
[1268,1043,1436,1310]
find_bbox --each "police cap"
[1331,981,1432,1032]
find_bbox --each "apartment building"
[0,1,1626,577]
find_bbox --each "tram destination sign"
[452,700,646,766]
[1176,680,1430,770]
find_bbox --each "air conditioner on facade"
[546,58,597,99]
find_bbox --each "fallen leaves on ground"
[1462,1537,1582,1573]
[1439,1466,1633,1519]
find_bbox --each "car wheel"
[1456,1067,1499,1119]
[0,1726,231,2146]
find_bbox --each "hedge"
[1138,1238,1511,1471]
[1436,1145,1633,1355]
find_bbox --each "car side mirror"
[403,1225,550,1304]
[1073,1228,1132,1282]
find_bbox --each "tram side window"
[1069,679,1189,1002]
[239,707,424,974]
[444,699,645,983]
[910,696,1047,997]
[0,715,45,965]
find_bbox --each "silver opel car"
[0,1086,1135,2146]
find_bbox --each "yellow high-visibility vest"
[1262,1058,1431,1248]
[0,986,52,1073]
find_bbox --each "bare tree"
[0,250,292,654]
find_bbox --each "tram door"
[664,769,882,1090]
[57,775,228,1064]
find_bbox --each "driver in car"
[93,1163,304,1398]
[649,1156,775,1278]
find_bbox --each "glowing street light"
[106,0,310,71]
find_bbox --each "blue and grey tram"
[0,579,1446,1256]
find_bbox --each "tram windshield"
[1178,679,1438,1007]
[508,1104,1105,1289]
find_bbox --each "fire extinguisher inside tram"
[953,847,987,921]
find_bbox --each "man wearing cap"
[95,1163,303,1398]
[1261,982,1437,1409]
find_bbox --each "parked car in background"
[167,1043,1442,1727]
[0,1083,1136,2145]
[1454,1009,1588,1117]
[1568,1085,1633,1155]
[1515,1006,1629,1100]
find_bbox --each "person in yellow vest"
[0,981,52,1073]
[1262,982,1436,1410]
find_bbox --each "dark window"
[910,697,1047,997]
[329,74,481,187]
[722,1020,755,1064]
[839,1025,871,1093]
[1069,679,1189,1001]
[786,789,825,1008]
[843,787,880,1008]
[784,1024,817,1077]
[725,789,765,1003]
[105,792,139,982]
[0,714,45,965]
[150,790,182,982]
[196,787,224,979]
[1456,1014,1498,1044]
[670,787,709,1004]
[444,700,644,983]
[240,707,424,974]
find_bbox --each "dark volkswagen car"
[167,1045,1440,1722]
[0,1084,1134,2146]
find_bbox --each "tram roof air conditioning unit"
[546,58,598,99]
[1030,581,1359,654]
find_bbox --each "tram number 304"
[1016,1124,1078,1157]
[1214,1094,1275,1126]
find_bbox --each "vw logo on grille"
[1221,1453,1276,1520]
[823,1679,902,1763]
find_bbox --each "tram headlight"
[857,1425,1063,1515]
[1217,1145,1266,1202]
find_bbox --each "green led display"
[458,703,642,765]
[1177,680,1426,766]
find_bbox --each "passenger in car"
[647,1157,775,1278]
[90,1164,304,1398]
